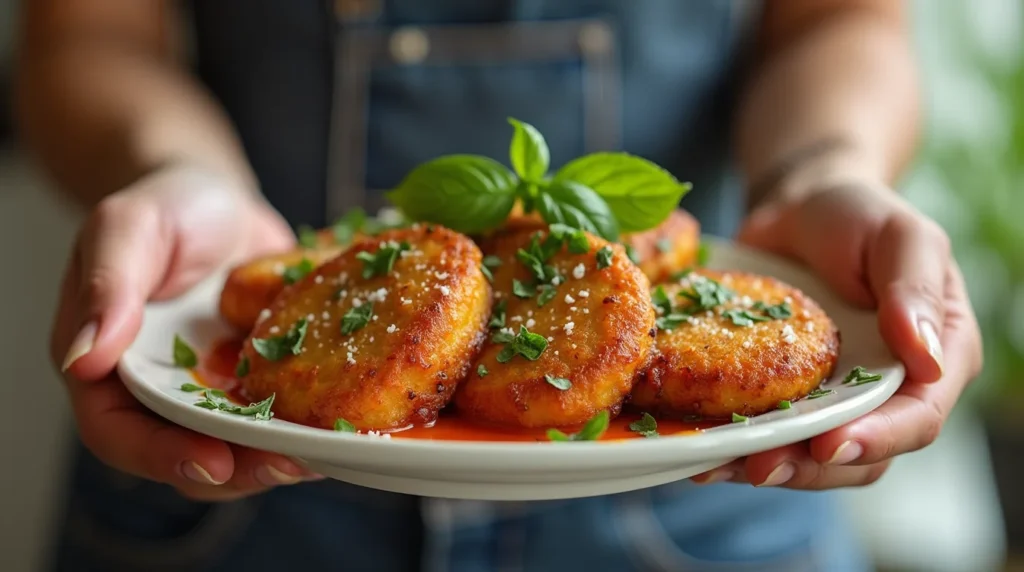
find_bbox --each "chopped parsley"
[297,225,319,248]
[252,318,308,361]
[656,238,672,253]
[628,412,659,438]
[536,284,557,307]
[722,308,772,327]
[516,233,562,284]
[340,302,374,335]
[596,245,614,269]
[488,300,507,329]
[356,240,410,279]
[806,388,835,399]
[332,207,367,245]
[179,383,225,398]
[650,286,691,331]
[547,410,610,442]
[548,223,590,254]
[624,244,642,265]
[778,400,792,410]
[731,412,748,423]
[334,418,356,432]
[477,364,489,377]
[495,326,548,363]
[235,356,250,377]
[656,313,690,331]
[481,255,502,283]
[753,301,793,320]
[173,335,198,368]
[544,374,572,390]
[193,390,275,420]
[481,264,494,282]
[512,279,535,299]
[282,258,314,285]
[842,366,883,386]
[679,277,734,309]
[651,286,673,316]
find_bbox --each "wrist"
[747,137,887,209]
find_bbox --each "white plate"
[118,237,903,501]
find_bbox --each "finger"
[869,213,948,383]
[732,444,892,490]
[70,377,236,487]
[60,196,174,381]
[174,446,320,502]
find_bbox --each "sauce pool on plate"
[195,338,715,442]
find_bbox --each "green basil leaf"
[173,335,198,368]
[507,118,550,182]
[536,180,619,242]
[544,374,572,390]
[553,152,692,232]
[386,155,517,234]
[341,302,374,335]
[334,418,357,432]
[546,429,571,442]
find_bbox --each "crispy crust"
[630,270,841,419]
[238,225,491,430]
[455,229,656,428]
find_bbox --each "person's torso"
[189,0,754,236]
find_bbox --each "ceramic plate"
[118,237,903,501]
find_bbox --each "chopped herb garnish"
[536,284,557,306]
[340,302,374,335]
[332,207,367,244]
[652,286,673,315]
[334,418,356,432]
[778,400,792,410]
[652,286,690,331]
[482,255,503,269]
[180,383,205,393]
[547,410,611,442]
[173,335,198,368]
[477,364,489,377]
[488,300,507,329]
[731,412,748,423]
[548,223,590,254]
[297,225,318,248]
[628,412,659,438]
[252,318,308,361]
[722,308,772,327]
[753,301,793,320]
[512,279,535,299]
[544,374,572,390]
[193,391,275,420]
[356,240,410,279]
[480,264,494,282]
[516,232,563,283]
[842,366,883,386]
[624,243,642,264]
[656,313,690,331]
[491,330,515,344]
[495,325,548,363]
[696,242,710,266]
[679,277,734,309]
[235,356,250,377]
[282,258,314,285]
[806,388,835,399]
[656,238,672,253]
[596,245,614,269]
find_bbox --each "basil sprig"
[388,118,691,240]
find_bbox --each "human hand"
[692,180,983,489]
[53,163,321,501]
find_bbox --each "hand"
[53,163,320,501]
[692,180,983,489]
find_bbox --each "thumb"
[869,213,947,384]
[58,196,174,381]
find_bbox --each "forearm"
[737,7,919,208]
[15,13,255,205]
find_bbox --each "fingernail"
[256,465,301,486]
[62,321,98,372]
[182,461,223,485]
[757,462,795,487]
[694,469,734,484]
[918,319,944,376]
[827,441,864,465]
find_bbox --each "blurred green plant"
[906,0,1024,404]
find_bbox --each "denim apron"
[50,1,870,570]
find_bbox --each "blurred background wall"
[0,1,1020,571]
